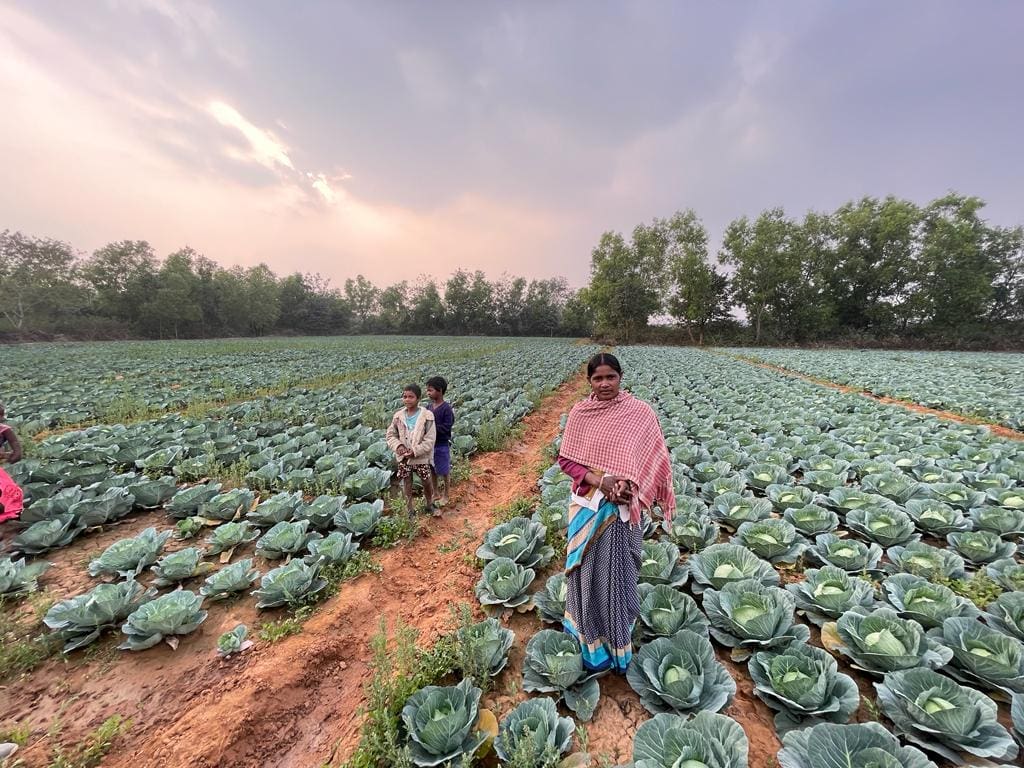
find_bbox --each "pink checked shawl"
[559,391,675,523]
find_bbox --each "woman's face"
[589,364,621,401]
[402,390,419,408]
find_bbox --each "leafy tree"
[444,269,495,334]
[409,277,446,331]
[82,240,158,325]
[986,225,1024,322]
[377,281,410,332]
[587,223,668,341]
[917,193,999,330]
[344,275,379,331]
[0,230,86,331]
[140,250,202,338]
[245,264,281,335]
[719,209,801,343]
[664,210,732,344]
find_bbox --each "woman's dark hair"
[426,376,448,395]
[403,383,422,398]
[587,352,623,378]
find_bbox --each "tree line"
[0,233,594,339]
[586,192,1023,347]
[2,190,1020,347]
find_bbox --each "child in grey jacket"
[385,383,437,516]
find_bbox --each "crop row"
[728,347,1024,431]
[4,336,513,433]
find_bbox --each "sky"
[2,1,1023,289]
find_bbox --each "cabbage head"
[522,629,600,721]
[970,505,1024,537]
[205,521,260,558]
[534,572,567,625]
[0,556,50,597]
[150,547,216,587]
[248,490,305,527]
[703,578,810,660]
[635,583,709,643]
[693,460,733,483]
[455,616,514,679]
[44,579,157,651]
[253,559,327,609]
[343,466,392,500]
[494,697,574,766]
[710,493,772,529]
[984,591,1024,642]
[166,481,222,519]
[734,519,806,564]
[638,540,689,588]
[701,475,749,501]
[476,517,555,569]
[782,504,839,537]
[875,668,1017,764]
[305,531,359,566]
[884,541,966,581]
[662,509,719,553]
[988,487,1024,510]
[297,494,346,530]
[808,534,883,574]
[256,520,321,560]
[785,566,876,626]
[882,573,980,630]
[987,558,1024,592]
[904,499,970,537]
[831,607,952,675]
[199,488,255,521]
[88,527,171,578]
[68,487,135,526]
[767,484,818,512]
[744,463,790,491]
[749,641,858,733]
[629,711,748,768]
[125,475,177,509]
[333,499,385,538]
[827,488,898,514]
[845,507,917,548]
[119,589,207,651]
[626,630,735,716]
[199,558,261,600]
[777,722,937,768]
[12,514,84,555]
[688,543,779,594]
[799,471,847,494]
[946,530,1017,566]
[931,616,1024,695]
[475,557,535,611]
[860,472,922,504]
[217,624,252,657]
[924,482,986,510]
[400,678,489,767]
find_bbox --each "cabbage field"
[3,340,1024,768]
[728,348,1024,431]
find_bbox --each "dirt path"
[727,353,1024,441]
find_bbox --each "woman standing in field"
[556,353,674,672]
[0,402,25,523]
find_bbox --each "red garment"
[0,466,23,523]
[557,455,592,494]
[558,391,675,523]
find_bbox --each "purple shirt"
[427,401,454,446]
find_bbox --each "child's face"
[426,386,441,401]
[402,390,419,408]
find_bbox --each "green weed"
[0,725,29,747]
[341,617,460,768]
[937,572,1003,609]
[370,515,421,549]
[47,715,129,768]
[258,614,306,644]
[493,496,535,525]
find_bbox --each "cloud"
[208,99,295,172]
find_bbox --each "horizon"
[3,1,1023,289]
